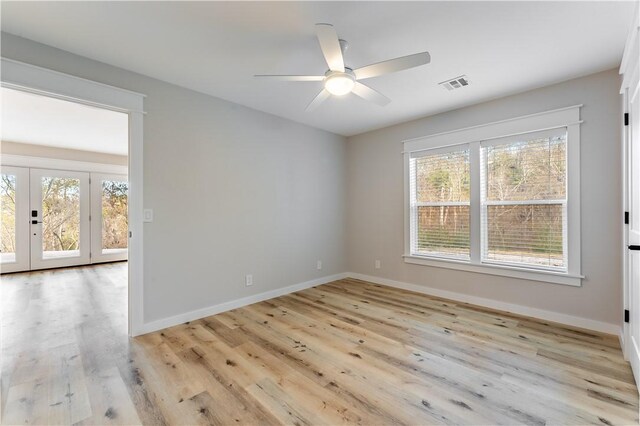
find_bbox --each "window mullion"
[469,141,481,263]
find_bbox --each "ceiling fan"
[255,23,431,111]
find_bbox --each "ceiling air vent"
[440,75,470,91]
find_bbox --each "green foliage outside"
[102,180,128,250]
[41,177,81,252]
[0,175,128,256]
[1,174,16,255]
[415,136,566,266]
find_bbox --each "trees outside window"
[412,149,470,258]
[41,177,81,254]
[482,135,567,269]
[1,174,17,258]
[101,180,128,251]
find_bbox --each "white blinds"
[410,147,470,259]
[480,129,567,270]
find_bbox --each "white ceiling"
[1,1,634,136]
[1,88,129,155]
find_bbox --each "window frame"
[403,106,583,287]
[480,128,569,272]
[409,146,471,261]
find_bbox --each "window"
[404,106,582,286]
[410,148,470,259]
[481,129,567,271]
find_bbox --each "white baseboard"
[630,336,640,387]
[135,272,349,336]
[134,270,621,338]
[346,272,621,336]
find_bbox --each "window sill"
[403,254,583,287]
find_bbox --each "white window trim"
[403,105,583,287]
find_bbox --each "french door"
[91,173,129,264]
[0,166,128,273]
[0,166,30,273]
[30,168,91,270]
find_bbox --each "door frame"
[1,58,146,336]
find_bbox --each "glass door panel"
[0,166,29,273]
[41,176,81,259]
[1,174,17,263]
[30,169,90,270]
[91,173,128,263]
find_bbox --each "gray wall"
[2,32,623,328]
[2,33,347,323]
[1,141,128,166]
[347,69,622,325]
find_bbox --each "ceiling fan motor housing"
[324,68,355,96]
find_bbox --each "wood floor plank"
[237,341,368,425]
[2,264,638,425]
[3,378,49,425]
[45,343,92,424]
[74,367,142,426]
[139,341,206,404]
[174,345,282,425]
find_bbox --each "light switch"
[143,209,154,222]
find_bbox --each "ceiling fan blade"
[352,82,391,106]
[254,75,324,81]
[354,52,431,80]
[306,89,331,112]
[315,23,345,72]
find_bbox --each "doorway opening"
[1,88,129,272]
[1,90,130,346]
[1,58,145,336]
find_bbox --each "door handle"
[629,245,640,251]
[31,220,42,225]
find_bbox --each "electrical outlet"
[245,274,253,286]
[317,260,322,270]
[375,259,381,269]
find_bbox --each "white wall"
[1,141,128,166]
[347,69,623,327]
[1,33,347,323]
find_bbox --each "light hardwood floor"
[1,263,638,425]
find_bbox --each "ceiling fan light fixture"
[256,23,431,111]
[324,72,355,96]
